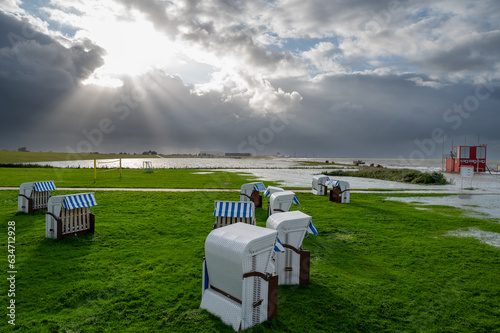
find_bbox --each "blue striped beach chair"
[45,193,97,239]
[18,181,57,213]
[213,201,255,229]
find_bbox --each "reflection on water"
[29,156,500,220]
[34,157,500,191]
[36,157,500,171]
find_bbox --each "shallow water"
[386,194,500,220]
[33,156,500,191]
[445,228,500,248]
[33,157,500,220]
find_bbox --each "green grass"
[0,150,148,163]
[325,167,449,185]
[0,168,277,189]
[1,190,499,332]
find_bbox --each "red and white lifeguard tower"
[445,145,487,172]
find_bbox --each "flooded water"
[34,157,500,191]
[386,194,500,220]
[32,156,453,170]
[444,228,500,248]
[28,156,500,240]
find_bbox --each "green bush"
[325,167,449,185]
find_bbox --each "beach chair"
[266,211,318,285]
[329,180,350,203]
[213,201,255,229]
[311,175,330,195]
[268,191,300,217]
[240,182,266,208]
[263,186,284,198]
[201,223,279,331]
[18,181,56,213]
[45,193,97,239]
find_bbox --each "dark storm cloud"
[1,1,500,158]
[422,31,500,74]
[0,11,105,149]
[0,11,53,48]
[0,11,105,84]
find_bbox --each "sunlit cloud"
[1,0,500,156]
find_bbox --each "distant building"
[199,151,225,157]
[225,152,252,157]
[446,145,486,172]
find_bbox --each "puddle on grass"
[414,207,430,211]
[191,171,215,174]
[445,228,500,248]
[387,195,500,221]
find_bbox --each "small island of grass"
[324,166,449,185]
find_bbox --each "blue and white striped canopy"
[274,237,285,252]
[306,220,318,235]
[33,181,56,192]
[213,201,253,218]
[62,193,97,210]
[327,179,339,187]
[253,182,266,192]
[293,195,300,205]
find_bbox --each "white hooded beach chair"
[240,182,266,208]
[329,180,350,203]
[266,211,317,285]
[263,186,284,198]
[18,181,57,213]
[201,223,279,331]
[268,191,300,217]
[45,193,97,239]
[312,175,330,195]
[213,201,255,229]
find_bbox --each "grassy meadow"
[0,167,278,189]
[1,187,499,332]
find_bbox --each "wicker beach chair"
[240,182,266,208]
[201,223,279,331]
[18,181,56,213]
[45,193,97,239]
[266,211,317,285]
[329,180,350,203]
[263,186,284,198]
[311,175,330,195]
[268,191,300,217]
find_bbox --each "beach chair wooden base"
[18,193,51,213]
[330,187,342,203]
[18,195,36,214]
[47,212,95,239]
[251,191,263,208]
[299,250,310,285]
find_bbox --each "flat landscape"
[1,162,499,332]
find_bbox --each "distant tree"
[18,147,28,152]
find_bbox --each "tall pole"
[120,158,122,179]
[94,159,96,183]
[441,137,445,171]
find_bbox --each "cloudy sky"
[1,0,500,158]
